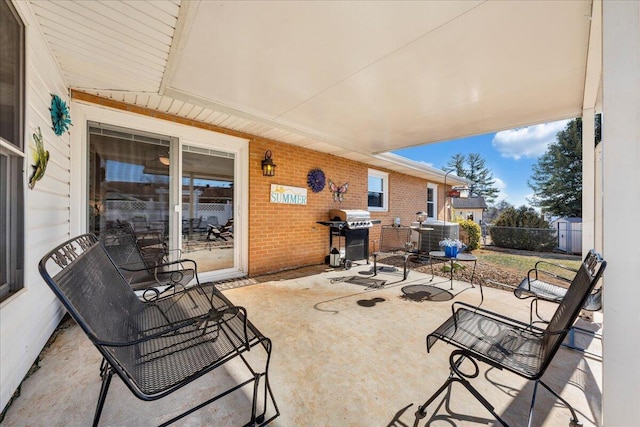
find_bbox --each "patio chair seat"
[426,308,545,378]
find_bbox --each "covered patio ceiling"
[31,0,599,167]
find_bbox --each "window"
[368,169,388,211]
[427,183,437,219]
[0,0,25,301]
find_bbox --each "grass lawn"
[471,247,582,287]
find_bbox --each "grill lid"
[329,209,372,229]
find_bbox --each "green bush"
[489,206,557,251]
[457,219,481,250]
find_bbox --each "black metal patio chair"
[372,224,413,280]
[415,249,606,427]
[114,220,169,266]
[38,234,279,426]
[513,258,603,325]
[510,256,604,357]
[99,226,199,302]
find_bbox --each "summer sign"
[270,184,307,205]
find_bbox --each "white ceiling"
[30,0,598,182]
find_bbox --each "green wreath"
[50,94,72,136]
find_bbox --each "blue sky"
[394,119,570,208]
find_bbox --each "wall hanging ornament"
[28,127,50,190]
[329,180,348,202]
[307,168,326,193]
[50,94,72,136]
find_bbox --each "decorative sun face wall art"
[50,94,72,136]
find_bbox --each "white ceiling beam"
[583,0,602,111]
[160,0,201,96]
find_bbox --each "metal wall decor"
[28,127,50,189]
[329,180,348,202]
[307,168,326,192]
[50,94,72,135]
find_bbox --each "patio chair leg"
[538,380,582,427]
[562,326,602,358]
[402,254,409,281]
[248,373,260,426]
[372,253,378,276]
[415,351,508,427]
[93,366,114,427]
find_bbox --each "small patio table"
[429,250,479,297]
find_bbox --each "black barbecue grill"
[317,209,380,269]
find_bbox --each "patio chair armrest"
[450,300,545,332]
[533,259,577,273]
[485,280,519,291]
[165,248,184,258]
[148,258,198,271]
[529,261,576,283]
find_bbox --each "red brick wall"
[248,139,446,275]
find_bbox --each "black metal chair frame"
[100,226,200,302]
[415,250,606,427]
[39,234,279,426]
[372,224,413,281]
[114,220,171,266]
[512,257,604,357]
[514,259,603,325]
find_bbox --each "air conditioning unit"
[411,220,459,253]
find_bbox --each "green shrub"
[457,219,481,250]
[489,206,557,251]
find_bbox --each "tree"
[528,116,601,217]
[484,200,513,224]
[445,153,499,203]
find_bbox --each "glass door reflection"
[181,146,234,271]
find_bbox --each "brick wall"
[249,138,446,275]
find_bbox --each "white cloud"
[417,160,435,168]
[493,176,509,201]
[491,120,570,160]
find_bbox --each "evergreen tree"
[445,153,499,203]
[528,119,583,217]
[484,200,513,224]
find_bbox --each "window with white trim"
[0,0,25,302]
[368,169,388,211]
[427,183,437,219]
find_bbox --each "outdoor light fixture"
[261,150,276,176]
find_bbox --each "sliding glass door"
[88,124,171,238]
[87,123,236,273]
[180,145,235,271]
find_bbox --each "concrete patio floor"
[2,264,603,426]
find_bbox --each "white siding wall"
[0,1,71,412]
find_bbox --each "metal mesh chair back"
[38,234,145,345]
[100,226,148,269]
[379,225,412,253]
[540,250,605,364]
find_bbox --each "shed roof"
[451,197,488,210]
